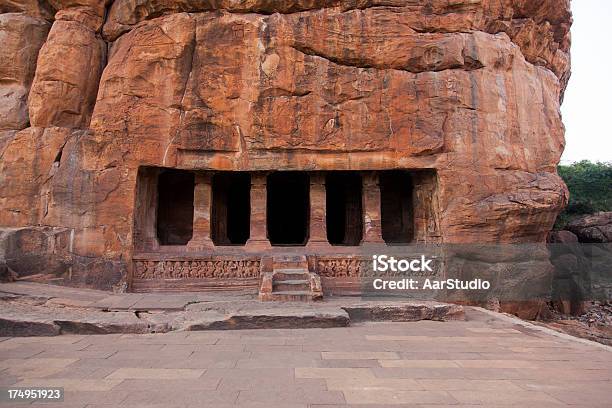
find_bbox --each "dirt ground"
[538,302,612,346]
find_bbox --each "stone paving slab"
[0,282,110,304]
[0,308,610,407]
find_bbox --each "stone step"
[273,262,308,270]
[273,279,310,292]
[273,269,309,281]
[267,291,314,302]
[273,255,308,270]
[274,255,305,262]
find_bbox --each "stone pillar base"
[306,240,332,250]
[246,239,272,251]
[186,238,214,251]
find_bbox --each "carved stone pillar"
[187,172,214,250]
[308,172,328,247]
[362,172,384,243]
[134,167,160,251]
[246,172,271,249]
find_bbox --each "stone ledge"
[343,302,465,322]
[180,307,350,330]
[0,290,464,336]
[0,317,60,337]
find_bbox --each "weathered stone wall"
[0,0,571,297]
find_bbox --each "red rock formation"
[0,0,572,315]
[0,12,49,130]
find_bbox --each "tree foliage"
[556,160,612,228]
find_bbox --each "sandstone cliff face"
[0,12,49,130]
[0,0,571,294]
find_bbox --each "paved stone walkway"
[1,308,610,407]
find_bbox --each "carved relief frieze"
[133,259,261,280]
[315,258,369,278]
[315,256,440,278]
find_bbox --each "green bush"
[555,160,612,229]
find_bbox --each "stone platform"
[1,308,610,407]
[0,282,463,337]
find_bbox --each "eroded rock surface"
[0,12,49,130]
[0,0,572,314]
[28,19,106,128]
[567,212,612,244]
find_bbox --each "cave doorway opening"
[267,172,310,246]
[380,170,414,244]
[326,172,363,246]
[156,169,194,245]
[211,172,251,246]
